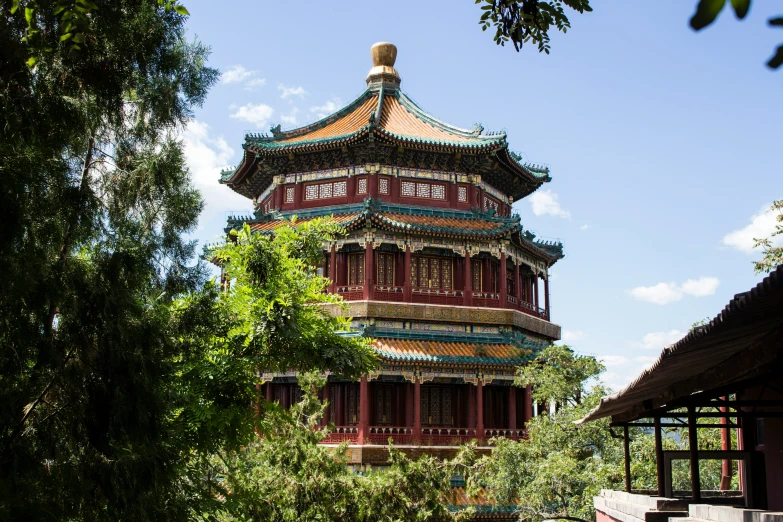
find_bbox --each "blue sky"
[181,0,782,391]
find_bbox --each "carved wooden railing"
[505,295,518,309]
[411,288,464,306]
[368,426,414,445]
[321,426,359,444]
[472,292,500,308]
[336,285,364,301]
[420,427,478,446]
[373,285,404,302]
[484,428,525,441]
[517,300,548,320]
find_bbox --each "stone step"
[688,505,783,522]
[595,495,689,522]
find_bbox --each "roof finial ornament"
[366,42,401,89]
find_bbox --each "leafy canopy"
[752,200,783,274]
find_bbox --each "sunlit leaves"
[474,0,592,54]
[730,0,750,19]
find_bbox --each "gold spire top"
[366,42,400,89]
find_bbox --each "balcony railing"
[484,428,525,440]
[411,288,464,306]
[420,427,478,446]
[368,426,414,445]
[374,285,404,302]
[473,292,500,308]
[331,285,549,321]
[321,426,358,444]
[336,285,364,301]
[518,299,548,320]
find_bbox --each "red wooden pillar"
[406,382,414,428]
[274,184,283,209]
[413,376,421,442]
[544,275,550,320]
[524,385,533,424]
[477,379,484,440]
[499,252,507,307]
[358,376,369,444]
[404,244,412,302]
[467,385,476,428]
[363,242,374,301]
[515,260,522,305]
[720,397,732,490]
[533,274,540,310]
[508,386,517,430]
[323,382,331,427]
[329,245,337,293]
[463,250,472,306]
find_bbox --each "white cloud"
[280,107,299,126]
[723,204,783,253]
[310,98,342,119]
[561,330,587,342]
[180,120,249,218]
[278,84,307,99]
[222,65,254,84]
[630,277,719,305]
[680,276,720,297]
[635,329,685,350]
[580,224,590,230]
[630,282,683,305]
[600,354,658,392]
[529,189,571,219]
[244,78,267,91]
[229,103,275,128]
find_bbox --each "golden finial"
[366,42,400,89]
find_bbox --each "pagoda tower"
[220,43,564,476]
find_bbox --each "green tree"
[753,200,783,274]
[195,372,470,522]
[1,1,223,518]
[476,0,783,69]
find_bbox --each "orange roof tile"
[278,95,377,144]
[248,213,360,232]
[378,96,479,143]
[372,339,529,366]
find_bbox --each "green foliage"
[211,220,378,378]
[475,0,592,54]
[467,386,623,522]
[689,0,783,69]
[753,200,783,274]
[515,344,604,406]
[196,372,469,522]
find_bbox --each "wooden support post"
[404,244,411,302]
[655,416,665,497]
[508,386,517,430]
[363,242,373,301]
[499,252,507,307]
[329,245,337,293]
[624,425,632,493]
[464,250,472,306]
[720,396,732,490]
[534,274,540,311]
[405,382,414,428]
[413,376,421,443]
[688,406,701,501]
[477,380,484,441]
[358,376,369,445]
[544,276,550,320]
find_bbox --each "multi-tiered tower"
[220,43,563,478]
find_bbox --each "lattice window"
[378,177,389,194]
[420,389,429,426]
[333,181,347,197]
[458,185,467,202]
[348,254,365,285]
[416,183,431,198]
[305,185,319,200]
[285,186,295,203]
[358,178,368,194]
[348,385,358,425]
[471,259,482,292]
[410,257,418,287]
[442,260,452,290]
[484,196,500,214]
[375,384,393,425]
[319,183,332,199]
[329,386,336,423]
[401,181,415,197]
[422,386,454,426]
[376,253,395,286]
[431,389,441,425]
[431,184,445,199]
[443,389,453,426]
